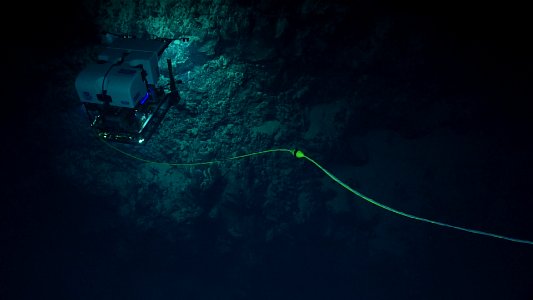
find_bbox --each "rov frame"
[76,36,181,144]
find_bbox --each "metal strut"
[166,58,181,106]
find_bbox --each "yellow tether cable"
[101,137,290,166]
[100,138,533,245]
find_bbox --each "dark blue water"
[3,1,533,299]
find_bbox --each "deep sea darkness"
[2,1,533,299]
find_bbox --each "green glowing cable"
[100,138,289,166]
[292,149,533,245]
[101,138,533,245]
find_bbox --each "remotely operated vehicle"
[75,35,181,144]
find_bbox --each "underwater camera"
[75,35,180,144]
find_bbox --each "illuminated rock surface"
[3,1,533,299]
